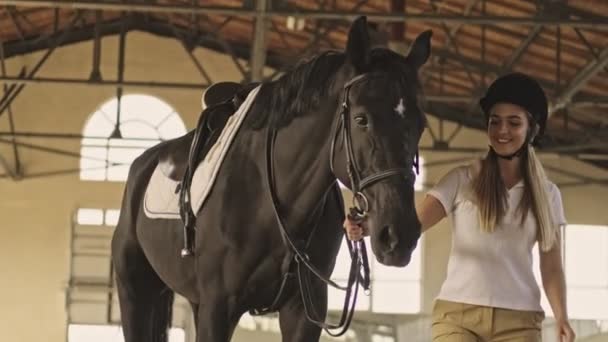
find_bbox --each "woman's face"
[487,102,530,156]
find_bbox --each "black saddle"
[157,82,257,182]
[157,81,259,256]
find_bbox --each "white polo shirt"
[428,162,566,312]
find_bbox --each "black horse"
[111,16,431,342]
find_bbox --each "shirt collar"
[508,180,525,190]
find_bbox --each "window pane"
[120,121,159,139]
[534,225,608,319]
[107,147,145,181]
[82,137,110,146]
[158,114,187,140]
[121,94,174,124]
[109,137,158,149]
[82,112,114,137]
[565,225,608,287]
[371,281,420,313]
[76,208,104,225]
[105,209,120,226]
[81,94,186,182]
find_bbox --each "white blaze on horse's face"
[394,98,406,118]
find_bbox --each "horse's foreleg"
[195,296,239,342]
[278,284,326,342]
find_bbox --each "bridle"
[330,73,420,219]
[255,72,421,336]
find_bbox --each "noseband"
[330,73,420,218]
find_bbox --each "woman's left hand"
[556,319,575,342]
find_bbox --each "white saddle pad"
[143,85,261,219]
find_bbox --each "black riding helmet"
[479,72,548,147]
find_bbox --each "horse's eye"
[354,115,368,127]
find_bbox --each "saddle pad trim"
[143,85,261,220]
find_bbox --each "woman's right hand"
[343,217,369,241]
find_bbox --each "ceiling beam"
[551,47,608,113]
[446,0,480,40]
[0,75,209,90]
[0,11,83,119]
[500,24,542,74]
[2,0,608,28]
[0,152,17,180]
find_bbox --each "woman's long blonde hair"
[471,145,558,251]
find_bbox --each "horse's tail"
[150,289,175,342]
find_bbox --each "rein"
[250,127,367,337]
[254,73,420,336]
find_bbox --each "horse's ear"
[346,16,371,72]
[406,30,432,70]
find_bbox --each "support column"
[249,0,269,82]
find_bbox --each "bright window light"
[68,324,185,342]
[80,94,186,182]
[328,236,422,314]
[76,208,104,225]
[76,208,120,226]
[565,225,608,287]
[372,335,395,342]
[533,224,608,320]
[104,209,121,226]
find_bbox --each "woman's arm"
[539,231,575,342]
[417,194,447,233]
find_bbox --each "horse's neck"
[270,108,339,227]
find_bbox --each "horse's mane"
[247,47,426,129]
[248,51,346,129]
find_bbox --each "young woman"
[344,73,575,342]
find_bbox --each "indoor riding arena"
[1,1,607,342]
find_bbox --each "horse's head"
[332,17,431,267]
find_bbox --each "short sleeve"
[427,166,466,215]
[549,183,567,226]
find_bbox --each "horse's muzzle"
[374,223,419,266]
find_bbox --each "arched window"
[80,94,187,181]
